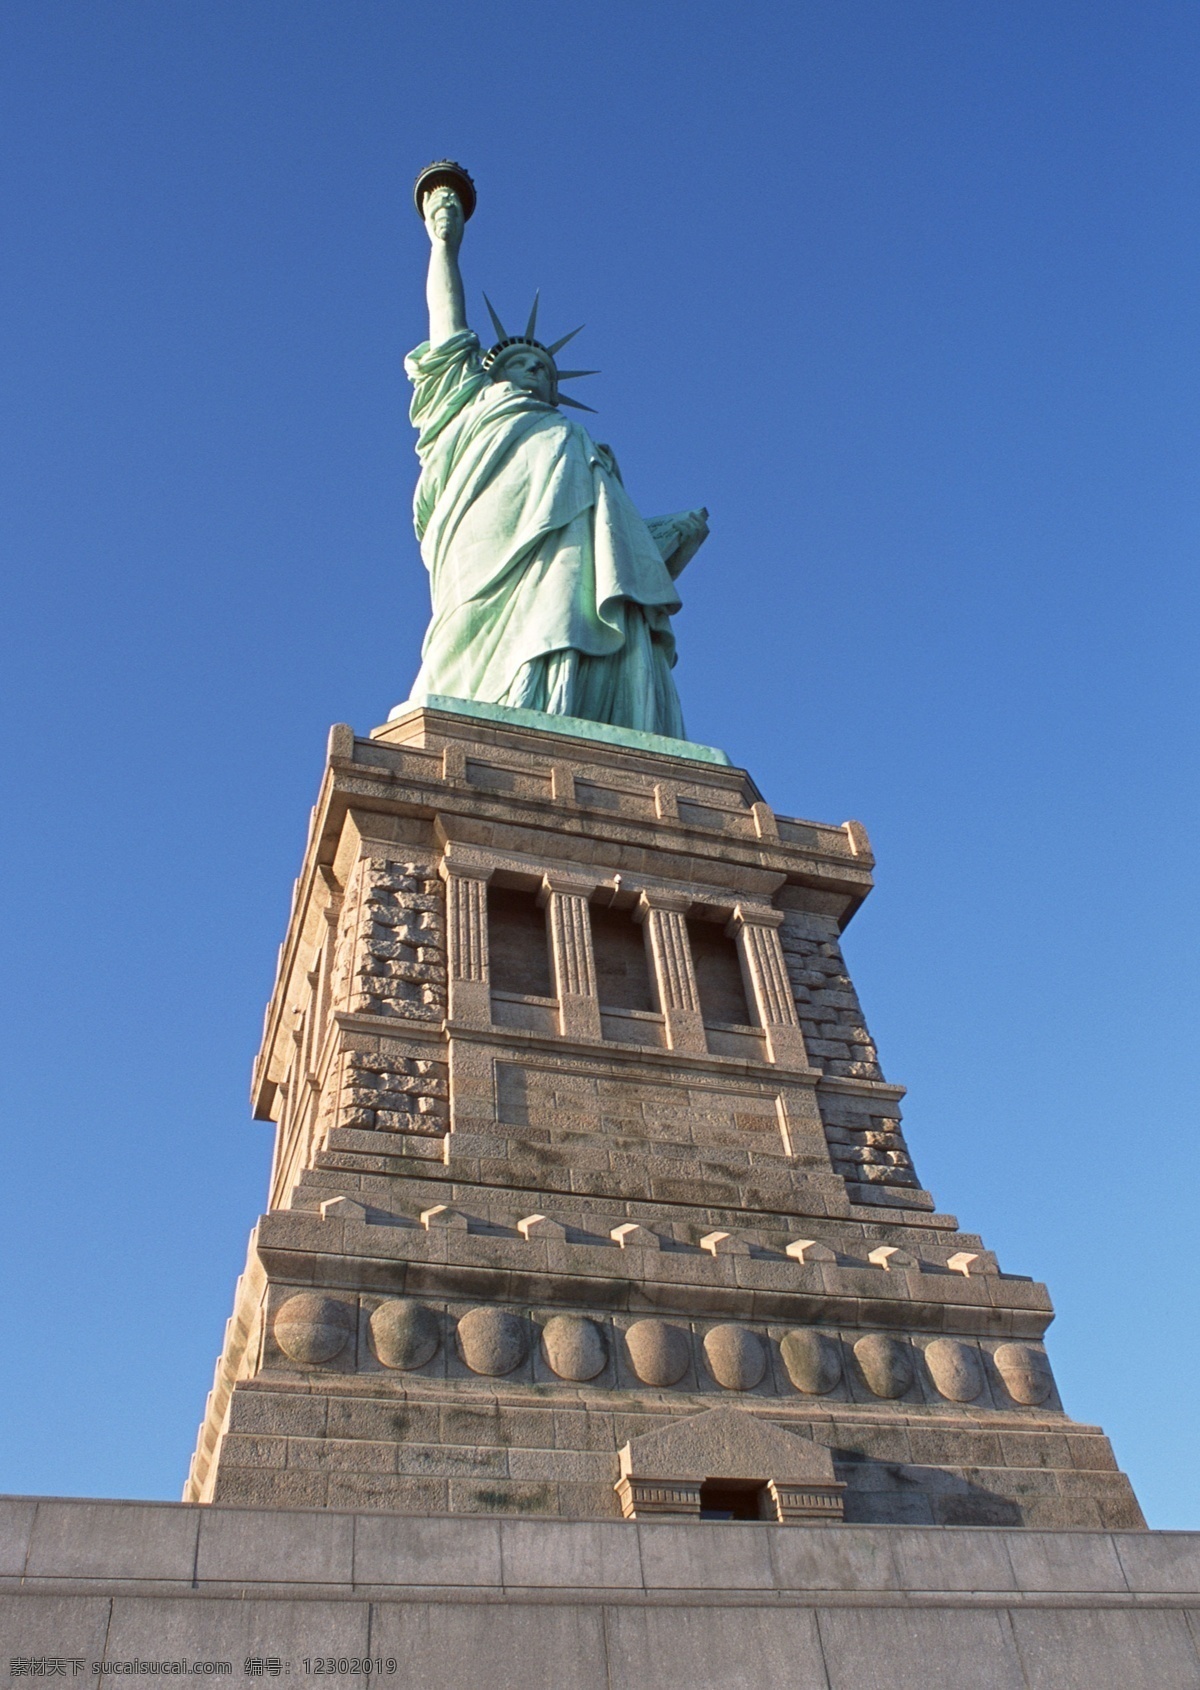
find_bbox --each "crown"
[480,293,598,412]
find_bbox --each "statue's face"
[493,347,555,404]
[423,183,464,243]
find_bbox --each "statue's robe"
[404,330,698,738]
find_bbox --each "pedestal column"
[636,891,707,1054]
[540,873,603,1042]
[441,861,491,1028]
[726,903,810,1069]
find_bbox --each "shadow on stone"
[835,1453,1023,1527]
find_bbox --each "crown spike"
[555,369,599,381]
[557,393,597,413]
[525,291,540,338]
[482,294,509,341]
[547,324,585,356]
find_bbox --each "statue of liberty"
[398,161,709,741]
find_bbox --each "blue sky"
[1,2,1196,1525]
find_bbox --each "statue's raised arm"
[396,161,708,743]
[422,178,468,347]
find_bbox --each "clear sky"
[1,2,1196,1526]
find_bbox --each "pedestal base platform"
[4,1495,1198,1688]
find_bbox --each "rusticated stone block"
[542,1314,608,1382]
[325,1473,450,1514]
[1067,1434,1120,1472]
[273,1293,354,1365]
[994,1341,1055,1405]
[448,1478,557,1516]
[210,1467,331,1508]
[226,1391,329,1439]
[329,1398,441,1444]
[285,1435,398,1474]
[853,1334,913,1399]
[702,1323,768,1390]
[780,1328,842,1395]
[924,1338,984,1403]
[625,1318,691,1386]
[215,1433,287,1470]
[368,1298,441,1369]
[457,1307,530,1376]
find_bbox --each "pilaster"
[636,890,707,1054]
[727,903,812,1069]
[441,860,491,1028]
[540,872,603,1042]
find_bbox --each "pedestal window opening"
[590,904,655,1012]
[698,1479,771,1521]
[487,887,553,998]
[687,918,753,1026]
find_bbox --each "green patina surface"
[387,693,732,766]
[399,169,710,746]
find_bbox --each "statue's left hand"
[646,507,709,579]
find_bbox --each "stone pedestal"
[184,703,1142,1531]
